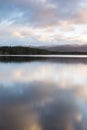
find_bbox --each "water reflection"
[0,62,87,87]
[0,58,87,130]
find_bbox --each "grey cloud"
[0,0,84,27]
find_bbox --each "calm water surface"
[0,57,87,130]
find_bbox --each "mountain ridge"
[39,44,87,52]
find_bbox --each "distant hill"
[39,44,87,52]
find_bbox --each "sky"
[0,0,87,46]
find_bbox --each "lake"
[0,56,87,130]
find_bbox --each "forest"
[0,46,87,55]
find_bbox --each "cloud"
[0,0,85,26]
[0,0,87,45]
[75,8,87,24]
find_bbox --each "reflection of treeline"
[1,56,87,64]
[0,46,87,55]
[0,56,47,63]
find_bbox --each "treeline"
[0,46,54,55]
[0,46,87,55]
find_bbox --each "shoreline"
[0,55,87,58]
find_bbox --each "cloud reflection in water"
[0,61,87,130]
